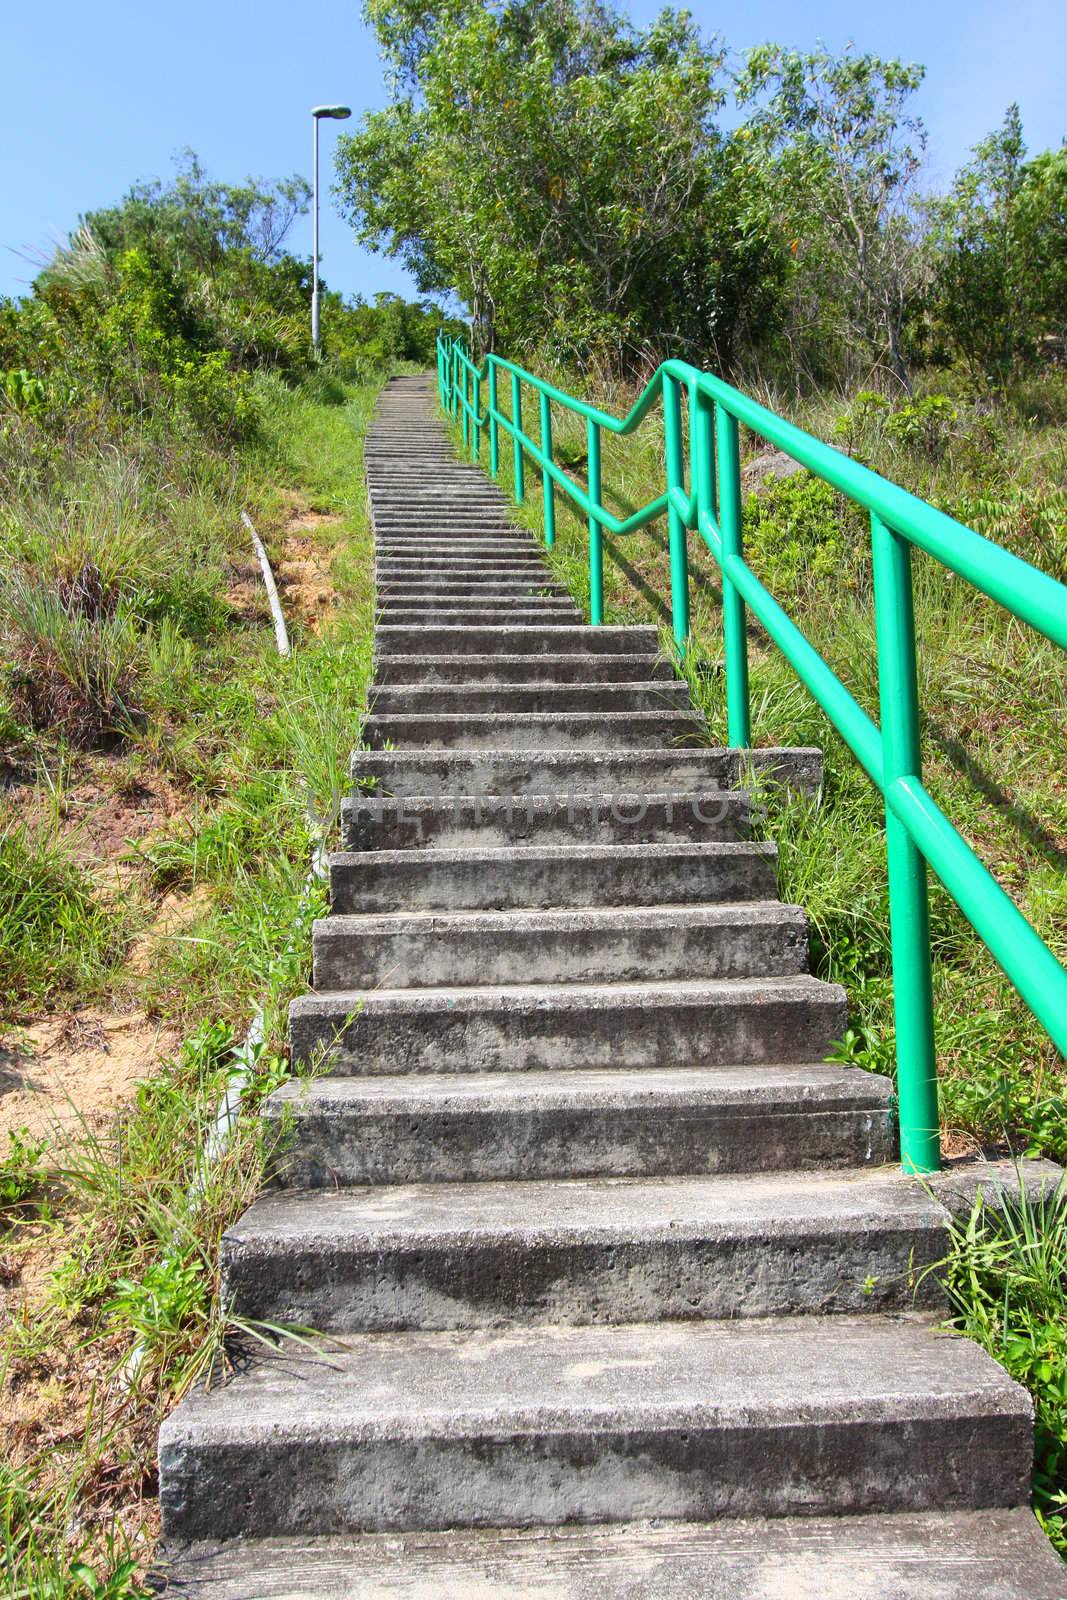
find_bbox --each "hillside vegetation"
[1,0,1065,1582]
[0,158,459,1591]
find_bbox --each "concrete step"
[157,1314,1033,1541]
[263,1061,897,1185]
[328,841,778,913]
[350,745,822,797]
[312,902,809,990]
[371,653,675,685]
[377,573,566,590]
[224,1166,946,1332]
[288,973,847,1075]
[377,607,584,628]
[150,1509,1067,1600]
[342,788,752,852]
[362,711,704,751]
[375,565,554,582]
[375,534,543,547]
[374,545,545,561]
[375,624,660,655]
[369,683,690,715]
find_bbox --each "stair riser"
[376,569,554,582]
[368,686,690,715]
[362,713,701,751]
[312,913,808,990]
[377,610,583,628]
[265,1103,897,1186]
[328,845,777,913]
[159,1410,1031,1541]
[289,989,847,1075]
[351,746,822,797]
[374,551,546,564]
[342,794,752,852]
[376,626,659,655]
[223,1220,945,1333]
[371,654,675,686]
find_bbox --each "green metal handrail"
[436,332,1067,1175]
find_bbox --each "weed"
[0,1130,48,1211]
[0,822,130,1016]
[937,1179,1067,1554]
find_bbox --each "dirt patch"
[125,883,214,976]
[277,506,342,631]
[1,758,188,891]
[0,1008,179,1145]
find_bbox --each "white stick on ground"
[241,509,291,657]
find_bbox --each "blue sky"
[2,0,1063,306]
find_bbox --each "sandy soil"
[0,1008,180,1145]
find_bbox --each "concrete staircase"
[158,375,1064,1596]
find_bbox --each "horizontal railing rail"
[436,333,1067,1175]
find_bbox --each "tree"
[736,46,929,392]
[82,151,311,275]
[335,0,782,371]
[934,108,1067,381]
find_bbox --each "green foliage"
[0,1129,48,1210]
[939,1182,1067,1553]
[0,823,129,1012]
[932,106,1067,383]
[339,0,782,367]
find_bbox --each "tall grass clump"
[0,822,130,1009]
[939,1180,1067,1554]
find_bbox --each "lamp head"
[312,105,351,120]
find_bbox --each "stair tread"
[228,1165,944,1248]
[154,1509,1067,1600]
[314,901,804,936]
[295,972,842,1006]
[266,1060,891,1114]
[330,839,776,865]
[159,1314,1028,1443]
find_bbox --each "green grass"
[0,371,380,1589]
[938,1177,1067,1554]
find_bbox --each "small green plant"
[0,1129,48,1210]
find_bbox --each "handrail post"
[511,373,525,503]
[461,363,470,447]
[716,404,751,746]
[587,417,604,625]
[540,390,556,547]
[451,345,459,416]
[488,362,499,478]
[872,510,941,1174]
[472,371,481,462]
[662,372,691,654]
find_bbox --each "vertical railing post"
[692,384,716,537]
[871,511,940,1174]
[472,371,481,462]
[716,404,751,747]
[662,373,691,654]
[450,346,458,416]
[511,374,525,503]
[540,390,556,548]
[461,363,470,449]
[587,418,604,625]
[488,362,499,478]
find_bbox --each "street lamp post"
[311,104,351,351]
